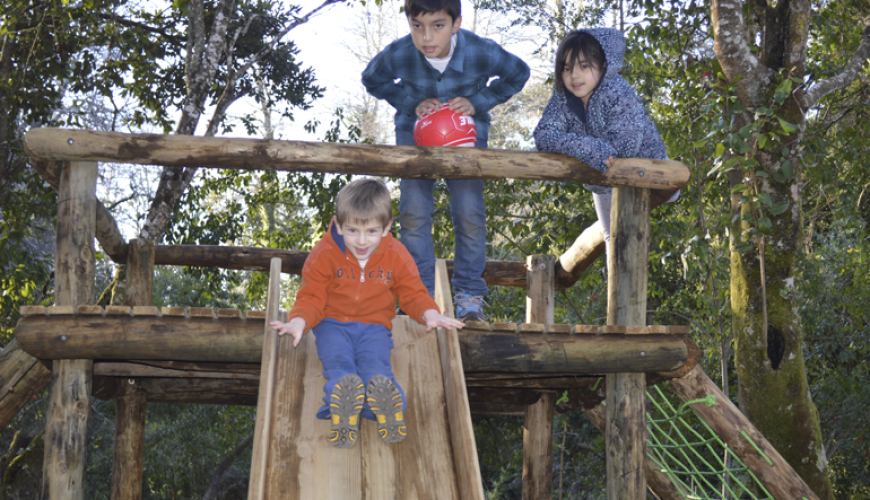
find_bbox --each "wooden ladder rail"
[433,259,486,500]
[248,257,282,500]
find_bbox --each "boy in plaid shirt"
[362,0,529,322]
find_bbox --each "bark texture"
[711,1,870,497]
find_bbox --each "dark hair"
[404,0,461,22]
[554,31,607,95]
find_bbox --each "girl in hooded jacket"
[534,28,677,265]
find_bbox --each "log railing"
[26,129,687,289]
[25,128,689,189]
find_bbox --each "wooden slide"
[248,258,485,500]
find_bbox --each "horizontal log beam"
[93,376,260,406]
[25,128,690,191]
[91,376,597,410]
[93,360,261,380]
[458,330,686,373]
[15,315,692,375]
[88,363,673,411]
[153,244,528,287]
[151,190,673,290]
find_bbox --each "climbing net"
[645,385,775,500]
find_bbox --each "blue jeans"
[396,129,488,298]
[312,319,406,421]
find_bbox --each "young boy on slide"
[270,178,464,448]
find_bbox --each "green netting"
[644,384,775,500]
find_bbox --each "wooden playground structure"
[0,128,823,499]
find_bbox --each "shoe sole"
[329,373,365,449]
[366,374,407,443]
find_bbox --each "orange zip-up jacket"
[289,222,439,331]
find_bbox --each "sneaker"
[329,373,365,449]
[454,292,488,322]
[366,374,407,443]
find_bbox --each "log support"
[110,382,146,500]
[522,255,555,500]
[42,160,97,500]
[669,365,820,500]
[0,340,51,430]
[110,239,154,500]
[605,187,650,500]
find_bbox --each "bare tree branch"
[711,0,774,106]
[201,433,253,500]
[140,0,347,243]
[800,24,870,110]
[140,0,236,242]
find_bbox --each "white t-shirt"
[426,34,457,73]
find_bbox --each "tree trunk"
[707,1,870,497]
[731,145,832,498]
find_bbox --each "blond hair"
[335,178,394,227]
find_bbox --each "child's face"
[562,51,602,105]
[335,217,392,262]
[408,10,461,59]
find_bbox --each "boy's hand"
[605,156,615,168]
[269,317,306,347]
[416,98,444,118]
[447,97,475,116]
[422,309,466,331]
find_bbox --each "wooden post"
[584,405,690,500]
[523,254,555,500]
[605,187,650,500]
[110,239,154,500]
[42,160,97,500]
[110,382,146,500]
[125,239,155,307]
[248,258,282,500]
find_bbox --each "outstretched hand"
[269,317,306,347]
[422,309,466,331]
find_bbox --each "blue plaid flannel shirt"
[362,29,530,143]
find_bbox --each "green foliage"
[0,191,56,344]
[474,412,607,499]
[799,217,870,496]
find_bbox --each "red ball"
[413,106,477,147]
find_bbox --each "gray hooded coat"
[533,28,668,195]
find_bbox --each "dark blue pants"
[395,129,489,298]
[312,318,406,421]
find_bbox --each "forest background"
[1,0,868,498]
